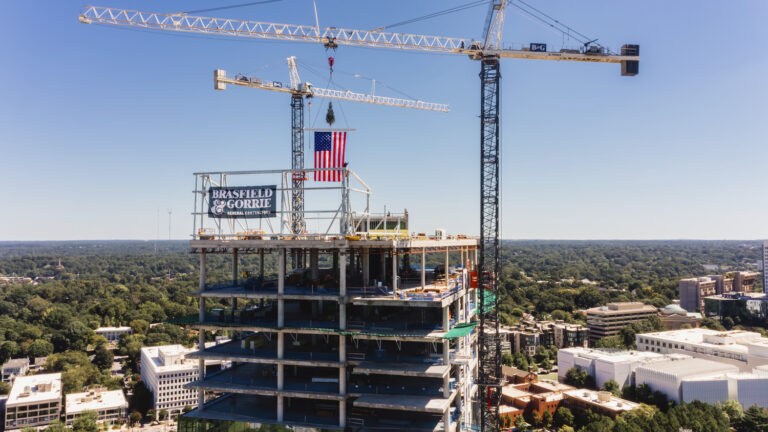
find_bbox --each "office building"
[1,359,29,383]
[585,302,657,344]
[504,320,588,355]
[636,328,768,372]
[634,357,739,403]
[703,292,768,325]
[4,373,62,431]
[557,347,676,388]
[680,272,761,313]
[562,389,639,418]
[65,388,128,425]
[177,168,479,432]
[657,304,701,330]
[95,326,133,343]
[140,345,227,416]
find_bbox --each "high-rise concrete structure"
[179,168,479,432]
[585,302,657,344]
[4,373,62,431]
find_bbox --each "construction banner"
[208,185,276,218]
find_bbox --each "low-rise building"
[95,326,133,343]
[503,320,588,355]
[636,328,768,372]
[658,304,701,330]
[634,357,739,403]
[562,389,639,418]
[557,347,680,388]
[1,359,29,382]
[498,377,574,424]
[585,302,657,344]
[4,373,62,431]
[65,388,128,425]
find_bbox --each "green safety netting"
[442,321,478,339]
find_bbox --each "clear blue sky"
[1,1,766,240]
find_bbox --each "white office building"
[634,357,739,403]
[636,328,768,372]
[95,326,133,343]
[140,345,202,415]
[65,388,128,425]
[557,347,681,388]
[4,373,62,431]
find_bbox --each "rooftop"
[639,328,767,355]
[95,326,132,332]
[7,373,62,406]
[586,302,657,315]
[564,389,639,412]
[65,389,128,414]
[141,345,198,374]
[560,347,667,364]
[2,358,29,370]
[636,357,738,378]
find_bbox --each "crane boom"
[215,72,450,112]
[79,6,638,65]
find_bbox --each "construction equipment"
[79,3,639,429]
[214,56,448,236]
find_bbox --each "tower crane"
[214,56,449,237]
[79,3,639,429]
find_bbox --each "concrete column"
[232,249,238,285]
[339,366,346,395]
[444,248,449,287]
[443,340,450,365]
[338,335,346,363]
[391,249,398,294]
[259,249,265,286]
[421,248,426,290]
[362,248,370,287]
[277,395,284,422]
[278,299,285,328]
[380,249,386,282]
[443,374,450,398]
[198,252,206,409]
[277,363,284,390]
[443,306,450,331]
[277,333,284,359]
[443,409,451,432]
[278,249,285,295]
[310,249,319,281]
[339,304,346,331]
[339,249,347,296]
[339,400,346,429]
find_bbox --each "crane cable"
[370,0,491,32]
[179,0,283,16]
[509,0,608,52]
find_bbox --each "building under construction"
[178,168,480,431]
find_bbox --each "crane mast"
[80,5,638,430]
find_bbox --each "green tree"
[72,411,99,432]
[158,409,168,421]
[513,415,530,431]
[147,409,156,423]
[93,345,114,371]
[130,381,153,414]
[27,339,53,360]
[719,399,743,426]
[540,357,552,371]
[182,405,193,414]
[0,381,11,395]
[129,411,142,426]
[600,379,622,396]
[501,352,513,367]
[0,341,18,364]
[129,319,149,335]
[553,407,574,428]
[45,420,67,432]
[541,410,553,428]
[737,405,768,432]
[325,102,336,126]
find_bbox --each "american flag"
[314,131,347,182]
